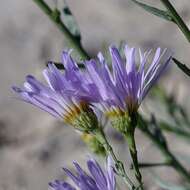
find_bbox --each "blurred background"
[1,0,190,189]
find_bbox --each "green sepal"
[81,133,106,156]
[72,108,98,132]
[130,0,174,22]
[111,113,130,134]
[173,57,190,77]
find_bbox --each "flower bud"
[81,133,106,156]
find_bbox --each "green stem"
[160,0,190,42]
[94,127,136,190]
[138,115,190,182]
[32,0,90,59]
[124,116,144,190]
[126,133,143,189]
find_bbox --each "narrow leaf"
[159,121,190,140]
[130,0,174,22]
[138,114,168,148]
[173,58,190,77]
[46,61,84,70]
[149,115,167,147]
[62,2,81,41]
[137,162,170,168]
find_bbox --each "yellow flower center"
[105,108,125,118]
[64,101,89,124]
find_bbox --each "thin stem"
[94,127,136,190]
[138,115,190,182]
[126,133,143,190]
[125,114,144,190]
[160,0,190,42]
[32,0,90,59]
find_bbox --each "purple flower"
[12,44,172,121]
[12,51,99,129]
[49,156,116,190]
[85,45,172,115]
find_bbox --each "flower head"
[12,45,172,130]
[12,51,99,132]
[49,156,116,190]
[85,45,172,116]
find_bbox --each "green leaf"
[173,58,190,77]
[159,121,190,140]
[130,0,174,22]
[138,114,168,148]
[47,61,84,70]
[151,86,190,127]
[137,162,170,168]
[149,115,168,147]
[62,2,81,41]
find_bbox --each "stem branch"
[160,0,190,42]
[32,0,90,59]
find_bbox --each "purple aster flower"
[49,156,116,190]
[12,51,99,131]
[85,45,172,116]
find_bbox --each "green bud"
[81,133,106,156]
[110,112,138,134]
[111,113,130,133]
[72,106,99,132]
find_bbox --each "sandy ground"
[0,0,190,189]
